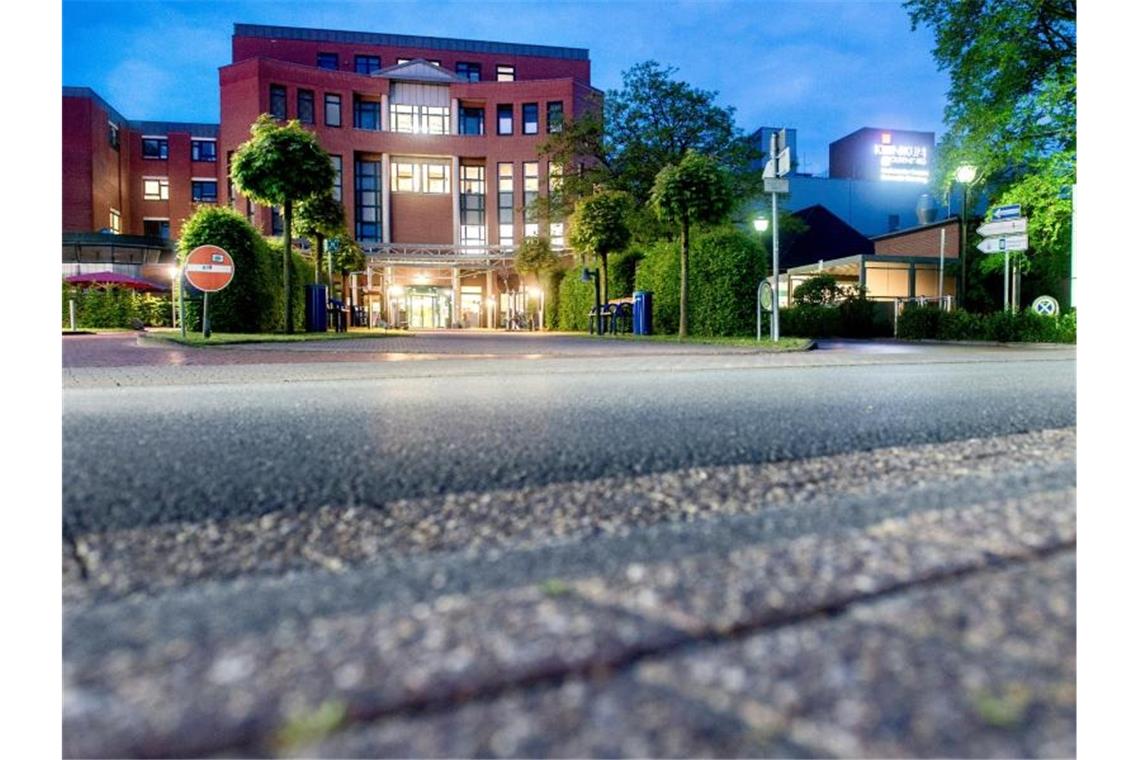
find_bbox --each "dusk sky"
[62,0,950,177]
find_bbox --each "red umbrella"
[64,272,170,292]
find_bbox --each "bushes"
[896,305,1076,343]
[555,267,596,331]
[62,283,172,329]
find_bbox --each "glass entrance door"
[406,286,452,328]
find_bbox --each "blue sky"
[62,0,949,176]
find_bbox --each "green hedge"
[779,298,893,339]
[632,225,765,336]
[62,283,172,329]
[896,305,1076,343]
[555,266,596,331]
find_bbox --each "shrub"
[793,274,846,306]
[780,304,841,337]
[554,266,597,331]
[896,304,1075,343]
[62,282,172,329]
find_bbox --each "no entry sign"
[184,245,235,292]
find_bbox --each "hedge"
[779,297,893,339]
[555,267,596,331]
[896,305,1076,343]
[61,283,173,329]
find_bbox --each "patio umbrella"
[64,272,170,292]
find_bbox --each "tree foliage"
[650,151,733,336]
[568,190,632,302]
[295,191,346,286]
[906,0,1075,306]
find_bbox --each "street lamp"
[580,267,601,334]
[955,164,978,307]
[753,216,773,341]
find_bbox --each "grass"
[273,699,348,751]
[144,327,403,346]
[597,333,814,351]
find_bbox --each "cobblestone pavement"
[62,333,1076,757]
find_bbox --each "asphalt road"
[62,333,1076,757]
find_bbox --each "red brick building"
[63,23,597,327]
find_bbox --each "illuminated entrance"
[405,286,452,328]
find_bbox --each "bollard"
[69,299,76,332]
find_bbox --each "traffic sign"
[991,204,1022,220]
[184,245,235,292]
[764,178,789,194]
[759,280,773,311]
[977,234,1028,254]
[1031,295,1060,317]
[977,218,1027,237]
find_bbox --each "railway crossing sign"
[184,245,235,292]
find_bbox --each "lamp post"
[580,267,601,334]
[955,164,977,308]
[752,216,769,340]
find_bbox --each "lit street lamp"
[955,165,978,307]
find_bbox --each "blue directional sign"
[992,204,1022,220]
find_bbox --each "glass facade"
[460,164,486,247]
[354,159,382,242]
[390,104,449,135]
[498,163,514,248]
[523,161,539,238]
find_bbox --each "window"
[428,59,442,66]
[143,177,170,200]
[109,209,121,234]
[354,159,382,241]
[227,151,235,207]
[523,161,539,238]
[497,104,513,135]
[191,180,218,203]
[459,105,484,136]
[389,160,450,194]
[460,165,486,247]
[497,163,514,248]
[355,55,381,75]
[389,103,449,135]
[269,85,287,119]
[107,122,119,151]
[317,52,339,70]
[397,58,411,65]
[456,62,481,82]
[271,206,283,236]
[141,137,168,160]
[496,64,515,82]
[547,101,564,133]
[297,89,315,124]
[143,219,170,239]
[522,103,538,135]
[325,93,342,127]
[191,139,217,162]
[354,96,381,130]
[330,155,342,202]
[548,163,564,247]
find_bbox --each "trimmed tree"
[568,190,632,305]
[514,236,562,328]
[650,151,732,337]
[230,115,335,332]
[295,190,346,287]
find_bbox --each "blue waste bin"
[633,291,653,335]
[305,284,328,332]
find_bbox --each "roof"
[373,59,462,83]
[780,204,873,271]
[869,216,961,242]
[234,23,589,61]
[63,87,219,136]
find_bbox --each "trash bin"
[633,291,653,335]
[305,284,328,332]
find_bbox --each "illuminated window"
[390,160,450,194]
[550,222,564,248]
[522,103,538,135]
[390,104,449,135]
[143,177,169,200]
[523,161,539,237]
[496,64,515,82]
[397,58,411,65]
[547,101,563,133]
[391,104,416,133]
[425,163,449,193]
[355,55,381,75]
[141,137,167,160]
[354,159,381,241]
[297,89,315,124]
[392,161,417,192]
[325,93,342,127]
[498,163,514,248]
[108,209,121,234]
[191,139,216,162]
[269,85,287,119]
[460,165,486,246]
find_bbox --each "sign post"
[183,245,235,339]
[764,129,791,341]
[977,212,1029,313]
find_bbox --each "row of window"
[270,84,563,136]
[315,52,516,82]
[138,136,218,162]
[140,176,217,203]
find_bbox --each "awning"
[64,271,170,292]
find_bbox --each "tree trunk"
[315,234,324,285]
[600,252,609,305]
[679,220,689,338]
[283,199,293,334]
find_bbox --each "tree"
[906,0,1075,306]
[231,115,336,332]
[568,190,632,304]
[295,191,346,288]
[538,61,759,207]
[650,151,733,337]
[327,231,365,306]
[514,236,562,328]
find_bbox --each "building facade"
[63,23,597,328]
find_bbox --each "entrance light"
[388,284,404,296]
[752,217,769,233]
[955,165,977,184]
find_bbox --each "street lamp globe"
[753,217,769,233]
[955,165,977,184]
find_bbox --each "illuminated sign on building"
[873,133,929,183]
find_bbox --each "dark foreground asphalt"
[62,334,1076,757]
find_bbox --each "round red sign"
[183,245,235,292]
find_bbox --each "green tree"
[568,190,632,304]
[327,232,365,306]
[514,236,562,328]
[231,115,336,332]
[295,190,346,287]
[906,0,1075,307]
[650,152,733,337]
[538,61,759,207]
